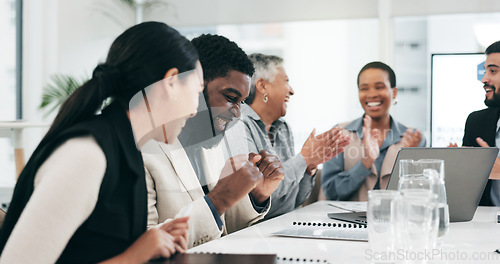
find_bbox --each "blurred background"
[1,0,500,205]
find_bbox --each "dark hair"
[486,41,500,55]
[41,21,198,145]
[357,61,396,88]
[191,34,254,84]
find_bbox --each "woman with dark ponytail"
[0,21,204,263]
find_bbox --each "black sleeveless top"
[0,102,147,263]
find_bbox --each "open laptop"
[328,147,498,224]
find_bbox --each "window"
[0,0,21,193]
[0,0,20,121]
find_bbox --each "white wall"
[283,20,379,150]
[155,0,500,27]
[21,0,127,170]
[154,0,378,26]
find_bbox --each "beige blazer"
[341,129,403,201]
[142,139,268,248]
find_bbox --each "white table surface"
[188,201,500,264]
[0,121,50,145]
[0,121,50,128]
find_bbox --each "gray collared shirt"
[321,115,426,201]
[225,104,313,219]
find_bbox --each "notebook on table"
[272,220,368,241]
[327,147,498,224]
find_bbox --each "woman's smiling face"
[358,68,397,120]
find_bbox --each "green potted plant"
[39,74,88,116]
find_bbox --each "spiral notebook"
[275,256,331,263]
[272,221,368,242]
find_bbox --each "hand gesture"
[400,128,422,148]
[249,150,285,204]
[300,127,350,173]
[476,137,500,180]
[207,154,263,215]
[447,142,458,147]
[105,217,189,263]
[159,216,190,253]
[361,115,380,169]
[317,127,351,159]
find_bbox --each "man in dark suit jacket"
[462,40,500,206]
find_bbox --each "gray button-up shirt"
[225,104,313,219]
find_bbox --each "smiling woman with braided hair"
[0,21,204,263]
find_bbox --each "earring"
[263,94,268,103]
[393,98,398,105]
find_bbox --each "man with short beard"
[462,40,500,206]
[143,34,285,248]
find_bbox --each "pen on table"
[328,203,359,213]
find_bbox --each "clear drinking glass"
[367,190,399,256]
[395,189,439,254]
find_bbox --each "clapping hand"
[300,127,350,174]
[400,128,422,148]
[361,115,380,169]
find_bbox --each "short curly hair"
[191,34,255,83]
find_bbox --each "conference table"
[188,201,500,264]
